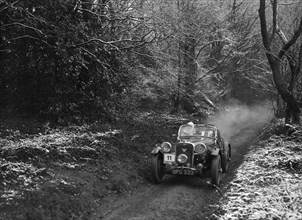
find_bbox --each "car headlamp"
[195,143,207,154]
[177,154,188,163]
[161,142,172,153]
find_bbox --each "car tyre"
[151,154,165,184]
[228,144,232,161]
[221,153,228,173]
[211,155,222,186]
[221,145,231,173]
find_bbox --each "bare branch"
[79,8,149,22]
[70,38,119,50]
[279,1,301,5]
[80,46,110,67]
[278,15,302,59]
[295,40,302,73]
[70,30,156,51]
[1,22,44,36]
[270,0,277,44]
[3,35,39,42]
[195,50,232,84]
[195,40,225,59]
[259,0,271,52]
[276,25,288,43]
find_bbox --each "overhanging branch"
[278,14,302,59]
[195,50,232,84]
[69,30,156,51]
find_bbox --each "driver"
[182,122,195,136]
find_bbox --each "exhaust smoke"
[208,101,274,143]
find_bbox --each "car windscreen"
[178,125,215,139]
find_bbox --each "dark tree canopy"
[0,0,154,122]
[0,0,299,124]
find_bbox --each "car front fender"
[151,146,161,154]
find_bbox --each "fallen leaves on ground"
[0,112,191,219]
[218,124,302,220]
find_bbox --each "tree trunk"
[276,27,302,123]
[183,35,198,114]
[184,36,197,97]
[172,40,183,113]
[259,0,301,124]
[269,55,300,124]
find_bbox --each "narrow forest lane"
[95,125,264,220]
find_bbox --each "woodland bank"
[217,120,302,220]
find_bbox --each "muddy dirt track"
[93,126,263,220]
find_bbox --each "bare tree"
[259,0,302,124]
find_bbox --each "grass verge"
[216,120,302,220]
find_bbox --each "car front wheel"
[211,155,222,186]
[151,154,165,184]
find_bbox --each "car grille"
[175,143,194,165]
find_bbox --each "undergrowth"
[0,112,190,219]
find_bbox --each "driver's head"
[184,122,195,135]
[187,122,194,127]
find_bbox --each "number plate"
[172,169,194,175]
[164,153,175,163]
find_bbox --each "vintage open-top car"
[151,122,231,186]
